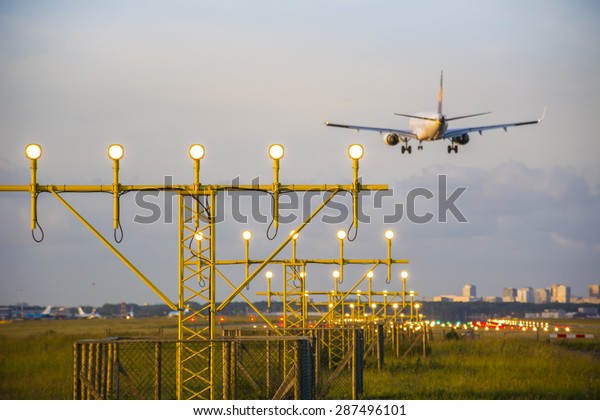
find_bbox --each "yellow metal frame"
[0,144,417,400]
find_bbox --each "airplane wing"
[444,110,545,139]
[324,122,418,139]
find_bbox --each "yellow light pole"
[401,270,408,308]
[367,271,374,307]
[337,230,346,282]
[371,303,377,322]
[332,270,340,294]
[25,144,42,239]
[242,230,252,286]
[415,303,420,324]
[383,290,388,321]
[392,303,399,323]
[108,144,124,239]
[188,144,205,229]
[385,230,394,282]
[348,144,364,231]
[409,290,415,322]
[290,230,299,262]
[265,271,273,311]
[269,144,284,231]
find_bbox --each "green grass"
[365,334,600,399]
[1,318,599,399]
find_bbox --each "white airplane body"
[76,306,101,319]
[325,72,544,153]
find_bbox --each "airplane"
[325,71,545,154]
[24,306,54,320]
[168,307,190,318]
[75,306,101,319]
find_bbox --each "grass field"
[1,317,599,399]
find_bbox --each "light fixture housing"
[189,144,205,160]
[332,270,340,278]
[25,144,42,160]
[348,144,364,160]
[401,270,408,279]
[108,144,124,160]
[336,230,346,240]
[289,230,299,240]
[265,271,273,279]
[268,144,284,160]
[384,230,395,240]
[194,230,204,241]
[242,230,252,241]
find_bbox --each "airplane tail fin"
[78,307,85,315]
[437,71,443,115]
[42,306,52,315]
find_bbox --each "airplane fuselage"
[408,113,447,140]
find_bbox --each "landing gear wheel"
[454,145,459,153]
[448,145,452,154]
[418,145,423,151]
[407,145,412,154]
[401,145,406,154]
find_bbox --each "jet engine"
[383,133,400,146]
[452,134,470,145]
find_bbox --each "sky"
[0,0,599,307]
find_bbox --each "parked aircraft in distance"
[325,71,545,154]
[24,306,54,320]
[75,306,101,319]
[168,308,190,318]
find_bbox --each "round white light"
[268,144,284,160]
[401,270,408,279]
[348,144,364,160]
[194,230,204,241]
[289,230,299,240]
[336,230,346,240]
[242,230,252,241]
[367,271,374,279]
[189,144,205,160]
[108,144,124,160]
[332,270,340,278]
[266,271,273,279]
[384,230,395,240]
[25,144,42,160]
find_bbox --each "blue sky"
[1,0,599,306]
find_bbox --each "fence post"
[222,341,231,399]
[352,329,364,400]
[154,342,162,400]
[73,343,81,400]
[295,339,312,400]
[376,323,384,369]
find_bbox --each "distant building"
[551,284,571,303]
[578,307,599,316]
[542,309,566,319]
[463,283,476,299]
[517,287,533,303]
[589,284,600,298]
[484,296,500,303]
[534,288,550,304]
[503,288,517,302]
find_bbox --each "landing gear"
[401,145,412,154]
[418,143,423,151]
[447,144,458,154]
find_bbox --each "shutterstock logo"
[132,174,468,225]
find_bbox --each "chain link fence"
[74,336,314,400]
[73,325,430,400]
